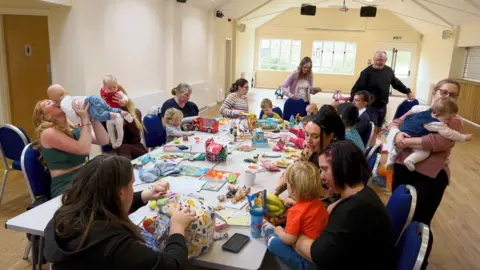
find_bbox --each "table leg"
[38,237,44,270]
[31,236,37,270]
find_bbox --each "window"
[463,47,480,81]
[312,41,357,75]
[258,39,302,71]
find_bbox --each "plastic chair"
[386,184,417,244]
[393,99,419,120]
[20,142,51,261]
[283,98,307,121]
[143,114,166,149]
[259,107,283,120]
[396,221,429,270]
[364,143,382,185]
[0,124,30,204]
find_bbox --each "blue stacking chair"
[393,99,419,120]
[21,142,51,261]
[396,221,430,270]
[259,107,283,120]
[283,98,307,121]
[364,143,382,185]
[387,184,417,244]
[143,114,166,149]
[0,124,30,204]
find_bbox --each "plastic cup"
[244,170,256,187]
[249,206,264,238]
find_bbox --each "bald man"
[350,51,415,135]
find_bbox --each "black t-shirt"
[310,186,396,270]
[351,65,410,108]
[159,98,199,118]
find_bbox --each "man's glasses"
[437,88,458,99]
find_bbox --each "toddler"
[164,108,198,142]
[306,103,318,115]
[263,162,328,270]
[260,98,283,123]
[47,84,133,149]
[387,97,472,171]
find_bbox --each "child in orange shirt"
[263,162,328,270]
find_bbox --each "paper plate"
[263,152,281,158]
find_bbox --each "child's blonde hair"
[164,108,183,125]
[306,104,319,115]
[432,97,458,116]
[285,161,324,201]
[103,75,117,85]
[260,98,273,109]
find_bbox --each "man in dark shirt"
[351,51,415,136]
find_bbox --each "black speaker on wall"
[301,4,316,16]
[360,6,377,17]
[177,0,187,3]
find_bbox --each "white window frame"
[312,41,357,75]
[463,46,480,82]
[258,39,302,72]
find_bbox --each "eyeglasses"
[437,88,458,99]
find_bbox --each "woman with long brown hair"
[281,57,321,104]
[32,95,109,197]
[44,154,198,270]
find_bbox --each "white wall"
[235,26,255,85]
[415,30,456,104]
[457,23,480,47]
[48,0,226,114]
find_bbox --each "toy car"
[183,118,219,133]
[274,88,284,99]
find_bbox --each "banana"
[266,193,283,208]
[267,204,281,213]
[267,209,284,218]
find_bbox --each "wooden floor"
[1,89,479,269]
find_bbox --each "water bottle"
[289,115,295,128]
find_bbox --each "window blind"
[463,47,480,81]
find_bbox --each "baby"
[386,97,472,171]
[164,108,198,142]
[260,98,283,123]
[263,162,328,270]
[288,115,311,149]
[47,84,133,148]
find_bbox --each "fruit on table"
[143,217,156,233]
[148,200,157,210]
[266,193,285,217]
[173,139,180,144]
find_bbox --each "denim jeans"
[85,95,121,122]
[267,236,316,270]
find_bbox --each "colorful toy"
[295,113,303,125]
[274,87,284,99]
[252,129,268,148]
[183,136,188,142]
[184,118,219,133]
[173,139,180,144]
[332,90,351,103]
[205,137,228,162]
[257,118,280,130]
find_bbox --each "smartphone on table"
[222,233,250,253]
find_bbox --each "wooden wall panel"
[458,80,480,125]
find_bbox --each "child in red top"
[288,115,311,149]
[263,161,328,270]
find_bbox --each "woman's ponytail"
[171,87,178,96]
[230,78,249,93]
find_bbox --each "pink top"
[391,112,463,179]
[289,128,305,139]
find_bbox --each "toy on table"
[252,129,269,148]
[233,125,238,142]
[205,137,228,162]
[184,118,219,133]
[244,154,259,164]
[173,139,180,144]
[295,113,303,125]
[194,137,201,144]
[237,145,255,152]
[224,185,251,204]
[289,115,295,128]
[257,118,280,130]
[183,136,188,142]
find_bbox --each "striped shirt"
[220,93,249,118]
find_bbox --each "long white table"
[5,129,293,270]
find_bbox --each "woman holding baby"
[389,78,466,269]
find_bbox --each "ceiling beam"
[464,0,480,12]
[238,0,275,21]
[410,0,453,28]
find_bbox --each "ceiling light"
[365,0,375,2]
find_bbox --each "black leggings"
[393,164,448,269]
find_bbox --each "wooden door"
[3,15,51,139]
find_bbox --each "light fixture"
[365,0,375,2]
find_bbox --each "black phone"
[177,145,189,150]
[222,233,250,253]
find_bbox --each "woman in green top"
[33,98,109,197]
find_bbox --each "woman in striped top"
[220,78,249,118]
